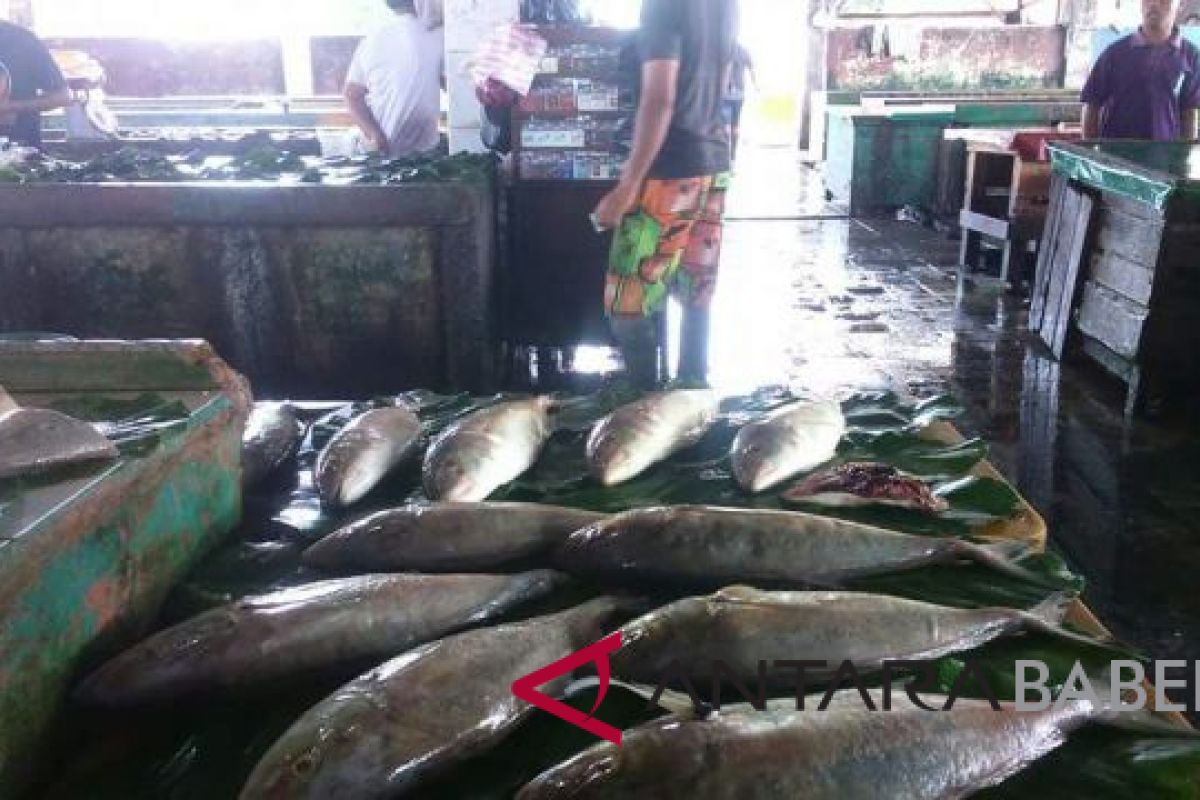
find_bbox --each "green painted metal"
[825,101,1084,215]
[1049,141,1200,211]
[0,347,245,799]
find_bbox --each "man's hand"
[593,179,641,231]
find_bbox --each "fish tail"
[1087,667,1200,737]
[1018,592,1119,649]
[958,539,1056,586]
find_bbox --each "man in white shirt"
[345,0,445,157]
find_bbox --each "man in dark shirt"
[1081,0,1200,140]
[0,20,71,148]
[593,0,738,388]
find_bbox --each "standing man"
[344,0,445,157]
[1082,0,1200,140]
[0,19,71,148]
[593,0,738,389]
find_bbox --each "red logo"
[511,631,625,746]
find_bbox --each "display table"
[1031,141,1200,415]
[952,127,1081,283]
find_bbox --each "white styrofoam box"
[444,0,519,53]
[445,64,483,128]
[450,125,488,154]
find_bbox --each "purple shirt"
[1081,29,1200,140]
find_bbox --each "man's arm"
[593,59,679,229]
[344,82,389,155]
[1082,103,1102,139]
[0,86,71,116]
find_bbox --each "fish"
[240,597,624,800]
[731,401,845,493]
[612,586,1098,686]
[0,386,119,480]
[74,570,565,708]
[303,502,605,573]
[555,505,1045,587]
[242,402,306,488]
[782,461,949,513]
[587,390,720,486]
[518,679,1195,799]
[315,406,422,509]
[423,397,556,502]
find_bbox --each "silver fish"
[304,502,605,573]
[556,505,1042,586]
[315,406,421,509]
[587,390,720,486]
[0,387,118,480]
[731,401,845,493]
[75,571,564,708]
[242,402,306,488]
[240,597,623,800]
[519,683,1193,799]
[423,397,555,502]
[613,586,1093,686]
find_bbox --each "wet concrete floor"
[551,145,1200,674]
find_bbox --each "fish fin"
[1087,668,1200,737]
[0,385,15,417]
[959,539,1057,587]
[1018,592,1120,650]
[567,676,706,719]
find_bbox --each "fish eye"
[291,750,320,777]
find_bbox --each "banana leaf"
[39,388,1200,799]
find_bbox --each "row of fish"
[72,499,1120,798]
[307,503,1041,586]
[246,391,865,512]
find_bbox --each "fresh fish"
[304,502,605,573]
[315,406,421,509]
[0,387,118,480]
[519,681,1194,799]
[242,402,306,487]
[423,397,555,502]
[240,597,623,800]
[613,586,1095,686]
[556,505,1044,587]
[731,401,845,493]
[782,462,949,513]
[75,571,564,708]
[587,390,720,486]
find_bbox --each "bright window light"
[33,0,393,38]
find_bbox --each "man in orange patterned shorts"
[593,0,737,389]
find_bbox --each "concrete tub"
[0,177,498,398]
[0,339,250,797]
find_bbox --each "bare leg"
[611,315,661,390]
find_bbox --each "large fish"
[423,397,555,502]
[612,586,1096,686]
[242,402,306,487]
[556,505,1044,587]
[587,390,720,486]
[315,406,421,509]
[0,386,119,480]
[304,502,605,573]
[518,683,1193,798]
[731,401,845,493]
[240,597,624,800]
[75,571,564,708]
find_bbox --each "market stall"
[1030,141,1200,416]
